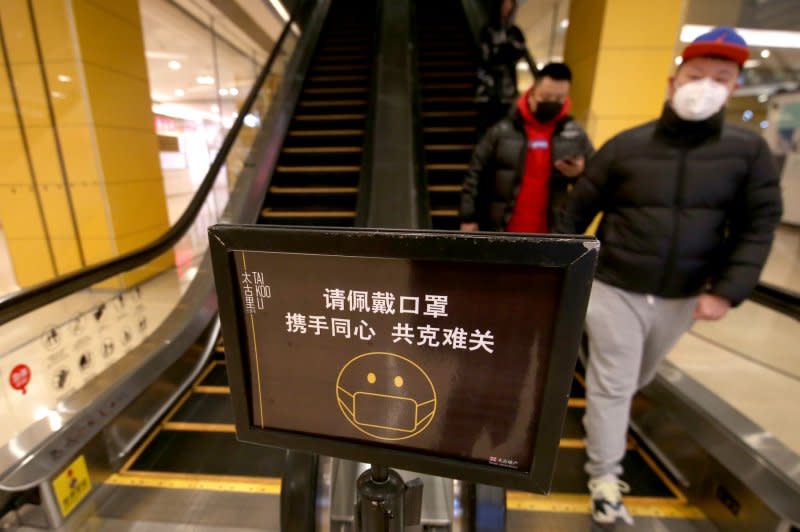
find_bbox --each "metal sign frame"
[209,225,598,493]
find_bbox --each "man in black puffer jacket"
[461,63,594,234]
[555,27,783,526]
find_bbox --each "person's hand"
[460,222,479,232]
[693,294,731,321]
[554,156,585,178]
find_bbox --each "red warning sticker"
[9,364,31,394]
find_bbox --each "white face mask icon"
[671,78,730,122]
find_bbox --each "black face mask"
[533,101,562,122]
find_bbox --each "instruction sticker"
[52,455,92,517]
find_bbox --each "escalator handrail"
[0,9,299,327]
[751,280,800,320]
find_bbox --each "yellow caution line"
[558,438,636,451]
[506,492,705,519]
[106,472,280,495]
[194,385,231,394]
[163,422,236,433]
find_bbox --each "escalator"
[414,0,479,230]
[2,1,797,531]
[261,0,375,227]
[99,1,379,526]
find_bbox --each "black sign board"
[209,225,598,493]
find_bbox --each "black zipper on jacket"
[661,148,688,293]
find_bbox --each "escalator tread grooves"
[260,0,377,225]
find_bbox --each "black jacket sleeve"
[460,126,499,223]
[554,136,616,235]
[710,137,783,305]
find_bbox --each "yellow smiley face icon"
[336,352,437,441]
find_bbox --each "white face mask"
[671,78,730,121]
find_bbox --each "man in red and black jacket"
[460,63,594,233]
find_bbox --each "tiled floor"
[668,333,800,455]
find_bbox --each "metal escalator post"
[280,450,319,532]
[355,465,423,532]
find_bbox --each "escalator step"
[551,447,675,498]
[198,364,229,387]
[428,185,461,192]
[308,75,368,82]
[294,113,366,121]
[420,71,475,79]
[128,430,286,478]
[562,407,585,439]
[270,186,358,194]
[422,111,477,118]
[424,96,474,103]
[275,165,360,173]
[421,83,473,90]
[312,64,369,72]
[426,163,468,171]
[283,146,362,154]
[304,87,368,95]
[288,129,364,136]
[261,209,356,219]
[171,393,234,424]
[425,144,473,150]
[298,99,367,107]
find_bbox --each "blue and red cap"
[682,26,749,67]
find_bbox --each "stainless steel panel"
[630,362,800,530]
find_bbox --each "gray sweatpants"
[583,280,698,479]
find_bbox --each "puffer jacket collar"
[656,101,724,147]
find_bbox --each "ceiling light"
[229,87,239,96]
[168,60,181,70]
[536,62,545,70]
[174,89,185,97]
[742,109,753,121]
[680,25,800,49]
[560,19,569,29]
[57,74,71,83]
[758,93,769,103]
[218,88,229,96]
[211,104,220,113]
[517,62,530,71]
[760,49,771,58]
[744,59,761,69]
[760,120,768,129]
[674,56,683,66]
[196,75,215,85]
[244,113,260,128]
